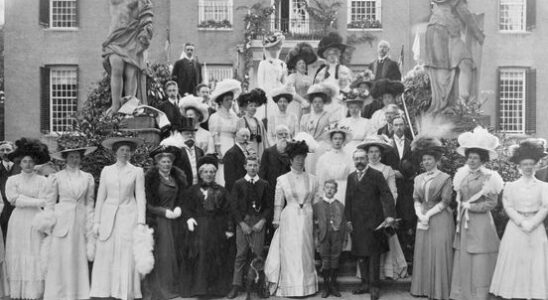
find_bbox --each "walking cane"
[401,90,416,139]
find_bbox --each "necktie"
[250,179,254,184]
[358,171,364,181]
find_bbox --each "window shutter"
[495,68,501,131]
[75,0,80,28]
[526,0,536,31]
[525,68,536,134]
[40,67,51,133]
[39,0,50,28]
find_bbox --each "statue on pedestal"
[423,0,484,115]
[103,0,153,115]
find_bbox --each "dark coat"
[223,144,247,192]
[345,167,395,256]
[0,162,19,238]
[536,166,548,183]
[158,100,183,135]
[313,199,346,242]
[172,57,202,96]
[174,146,205,186]
[230,177,271,224]
[258,146,291,214]
[377,125,414,140]
[362,99,384,119]
[144,166,188,226]
[368,57,401,81]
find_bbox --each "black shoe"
[321,270,330,298]
[352,281,370,295]
[329,269,341,297]
[227,286,240,299]
[371,287,380,300]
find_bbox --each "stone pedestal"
[120,115,161,145]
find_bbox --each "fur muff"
[32,210,56,276]
[133,224,155,276]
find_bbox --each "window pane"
[50,67,78,132]
[199,0,232,25]
[350,0,378,22]
[51,0,77,28]
[499,68,526,133]
[499,0,525,31]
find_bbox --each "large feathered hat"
[306,81,339,104]
[286,140,310,159]
[411,135,444,159]
[371,79,405,98]
[210,79,242,104]
[179,95,209,124]
[263,31,285,49]
[285,42,318,70]
[350,69,375,89]
[317,32,348,59]
[271,85,294,103]
[50,136,97,161]
[198,154,219,169]
[8,138,51,164]
[149,145,181,161]
[509,139,548,164]
[456,126,499,160]
[237,88,267,107]
[321,123,353,144]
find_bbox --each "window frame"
[498,0,527,33]
[203,64,234,84]
[49,66,79,134]
[347,0,382,30]
[49,0,79,30]
[497,67,527,134]
[197,0,234,30]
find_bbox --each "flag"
[398,45,404,76]
[164,28,171,63]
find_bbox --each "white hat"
[210,79,242,104]
[179,95,210,124]
[456,126,499,159]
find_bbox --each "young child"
[313,179,346,298]
[228,156,272,299]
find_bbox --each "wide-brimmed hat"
[8,138,51,165]
[51,146,97,161]
[271,86,294,103]
[411,135,444,159]
[101,136,144,151]
[179,95,209,124]
[342,89,368,105]
[198,154,219,170]
[350,69,375,89]
[357,135,393,152]
[371,79,405,99]
[306,81,339,104]
[285,42,318,70]
[237,88,267,108]
[263,31,285,49]
[317,32,348,59]
[293,132,318,153]
[321,123,353,144]
[509,139,548,164]
[456,126,499,160]
[149,145,181,161]
[210,79,242,104]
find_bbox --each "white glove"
[92,223,100,237]
[521,220,535,233]
[165,209,175,219]
[187,218,198,232]
[173,207,182,218]
[225,231,234,239]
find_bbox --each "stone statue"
[424,0,484,115]
[103,0,153,114]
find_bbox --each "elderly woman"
[285,42,317,119]
[265,140,319,297]
[451,127,504,300]
[5,138,51,300]
[143,145,188,300]
[267,87,299,145]
[180,95,215,154]
[490,140,548,300]
[237,88,269,158]
[44,144,97,300]
[90,136,147,300]
[409,136,454,300]
[179,155,234,297]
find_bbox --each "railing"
[252,17,326,41]
[198,1,233,29]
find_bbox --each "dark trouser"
[358,254,381,288]
[318,230,344,271]
[232,215,265,286]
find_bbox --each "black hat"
[371,79,405,99]
[286,140,309,159]
[509,139,548,164]
[285,42,318,70]
[411,135,444,160]
[317,32,348,59]
[237,88,267,108]
[149,145,181,161]
[198,154,219,169]
[177,116,197,132]
[8,138,51,165]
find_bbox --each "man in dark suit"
[368,40,401,81]
[157,81,183,139]
[172,42,202,96]
[0,141,18,239]
[224,128,251,192]
[173,117,204,186]
[227,156,271,299]
[345,148,395,300]
[537,166,548,182]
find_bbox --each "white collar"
[322,196,338,204]
[425,168,440,177]
[394,134,405,143]
[168,97,178,105]
[378,55,389,61]
[180,52,195,61]
[244,174,260,182]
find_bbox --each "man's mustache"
[355,162,366,169]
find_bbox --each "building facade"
[3,0,545,140]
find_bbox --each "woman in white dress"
[208,79,242,185]
[358,135,407,279]
[490,140,548,300]
[265,140,319,297]
[267,86,299,145]
[44,145,97,300]
[5,138,51,300]
[256,32,287,121]
[285,42,317,120]
[316,123,354,203]
[236,88,269,158]
[339,92,375,153]
[90,137,146,300]
[180,95,215,153]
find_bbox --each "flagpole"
[401,90,416,139]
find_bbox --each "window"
[198,0,233,29]
[347,0,382,29]
[499,0,536,32]
[497,67,536,134]
[40,66,78,133]
[203,64,233,83]
[39,0,79,29]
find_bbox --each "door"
[289,0,309,35]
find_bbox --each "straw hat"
[357,135,393,152]
[179,95,209,124]
[210,79,242,104]
[51,146,97,161]
[321,123,353,144]
[350,69,375,89]
[271,86,294,103]
[456,126,499,160]
[263,31,285,49]
[101,136,144,151]
[306,81,339,104]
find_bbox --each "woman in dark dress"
[180,155,234,297]
[143,145,188,300]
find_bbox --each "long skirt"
[6,207,44,299]
[490,220,548,299]
[411,209,454,300]
[0,227,9,299]
[450,220,497,300]
[380,234,408,279]
[90,204,141,300]
[44,206,90,300]
[265,204,318,297]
